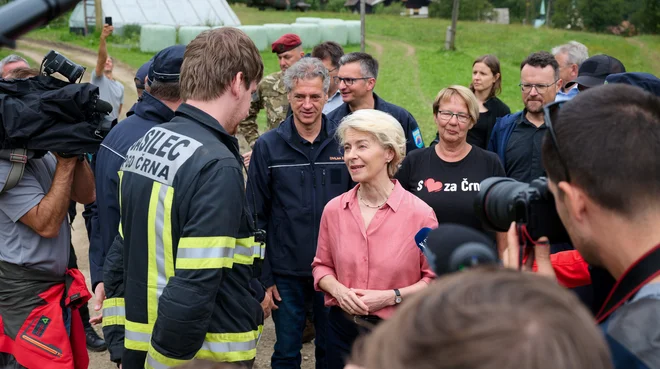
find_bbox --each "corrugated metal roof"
[70,0,241,29]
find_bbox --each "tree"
[631,0,660,34]
[577,0,626,32]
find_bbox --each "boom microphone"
[415,224,498,276]
[0,0,82,48]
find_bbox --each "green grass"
[26,5,660,143]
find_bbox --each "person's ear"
[556,78,563,93]
[558,182,587,223]
[231,71,245,97]
[494,72,501,82]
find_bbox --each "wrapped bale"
[263,23,294,45]
[291,23,321,49]
[295,17,322,24]
[237,25,269,51]
[140,24,176,53]
[345,20,361,45]
[178,26,211,45]
[319,19,348,46]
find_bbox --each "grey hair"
[0,54,29,70]
[551,41,589,67]
[339,52,379,79]
[283,57,330,94]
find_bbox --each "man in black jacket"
[247,58,352,369]
[91,45,185,366]
[327,52,424,153]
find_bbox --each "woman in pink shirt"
[312,109,437,369]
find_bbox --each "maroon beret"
[272,34,302,54]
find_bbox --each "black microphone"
[415,224,498,276]
[0,0,81,48]
[94,98,113,114]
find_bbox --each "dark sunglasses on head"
[543,100,570,183]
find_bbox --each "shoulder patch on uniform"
[412,128,424,148]
[121,127,203,186]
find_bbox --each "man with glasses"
[327,52,424,153]
[488,51,562,183]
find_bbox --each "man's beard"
[524,98,545,114]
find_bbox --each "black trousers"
[326,307,381,369]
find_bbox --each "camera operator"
[92,24,124,121]
[0,54,29,78]
[526,84,660,368]
[0,150,95,368]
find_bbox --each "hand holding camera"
[101,24,114,40]
[502,222,556,279]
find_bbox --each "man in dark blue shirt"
[327,52,424,153]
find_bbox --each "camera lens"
[474,177,529,232]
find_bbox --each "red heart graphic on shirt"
[424,178,443,193]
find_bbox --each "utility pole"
[546,0,552,27]
[94,0,103,33]
[444,0,459,50]
[360,0,366,52]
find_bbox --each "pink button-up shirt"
[312,180,437,319]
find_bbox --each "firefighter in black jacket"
[116,28,266,369]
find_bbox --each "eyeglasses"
[328,67,337,73]
[519,80,558,94]
[437,110,471,124]
[333,76,373,86]
[543,100,571,183]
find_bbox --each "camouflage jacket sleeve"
[238,89,263,148]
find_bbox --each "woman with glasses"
[313,109,436,369]
[395,85,505,243]
[431,55,510,149]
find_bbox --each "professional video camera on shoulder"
[474,176,570,244]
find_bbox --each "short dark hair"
[339,52,379,79]
[312,41,344,69]
[521,51,560,81]
[542,84,660,215]
[149,80,181,102]
[350,268,613,369]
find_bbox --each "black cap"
[565,54,626,89]
[134,60,153,89]
[148,45,186,86]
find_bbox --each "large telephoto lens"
[474,177,529,232]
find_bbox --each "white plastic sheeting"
[237,25,269,51]
[178,26,211,45]
[344,20,361,45]
[69,0,241,31]
[291,23,322,49]
[263,23,294,45]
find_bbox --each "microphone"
[415,224,498,276]
[94,98,113,114]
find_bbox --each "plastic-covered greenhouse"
[69,0,241,34]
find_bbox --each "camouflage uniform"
[237,71,290,150]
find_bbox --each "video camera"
[41,50,86,83]
[474,177,571,244]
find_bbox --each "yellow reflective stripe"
[234,237,265,265]
[146,344,187,369]
[179,236,236,248]
[147,182,161,325]
[102,298,126,327]
[195,327,262,362]
[125,320,152,352]
[176,236,236,270]
[163,186,175,281]
[117,171,124,238]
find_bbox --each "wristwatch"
[394,289,402,304]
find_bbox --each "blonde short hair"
[432,85,480,127]
[336,109,406,178]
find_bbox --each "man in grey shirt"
[91,23,124,121]
[0,151,94,367]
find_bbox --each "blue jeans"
[271,275,328,369]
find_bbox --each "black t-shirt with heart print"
[395,145,505,236]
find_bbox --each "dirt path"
[390,39,431,107]
[366,39,384,58]
[16,39,138,121]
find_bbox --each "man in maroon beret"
[237,33,305,158]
